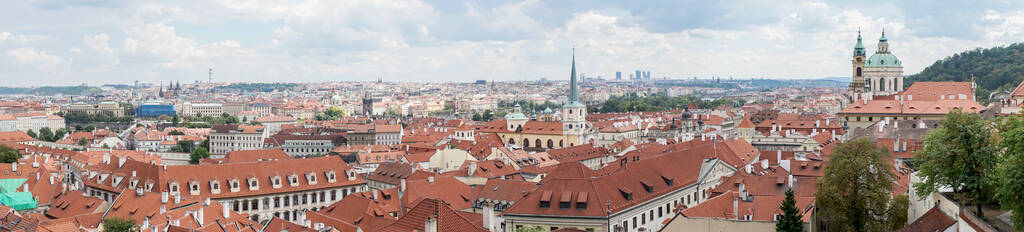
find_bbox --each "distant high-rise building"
[636,70,642,81]
[616,71,622,80]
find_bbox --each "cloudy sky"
[1,0,1023,86]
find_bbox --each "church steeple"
[569,47,579,104]
[854,29,865,57]
[877,28,889,53]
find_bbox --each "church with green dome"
[849,29,904,101]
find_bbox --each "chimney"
[732,193,740,220]
[400,179,407,192]
[222,201,230,219]
[427,176,435,183]
[174,193,181,205]
[161,192,168,203]
[776,151,781,162]
[482,202,495,231]
[788,174,795,188]
[902,141,907,152]
[424,216,438,232]
[197,207,205,226]
[10,162,16,172]
[204,198,211,206]
[62,183,67,193]
[372,189,379,201]
[136,187,144,196]
[160,205,166,214]
[893,139,899,152]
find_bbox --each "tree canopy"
[995,114,1024,230]
[103,217,136,232]
[315,107,345,121]
[815,138,904,232]
[592,92,742,113]
[905,42,1024,102]
[0,145,20,163]
[914,109,997,217]
[189,147,210,164]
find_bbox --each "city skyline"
[2,1,1024,86]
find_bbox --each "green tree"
[0,145,20,163]
[53,128,67,142]
[168,140,196,153]
[887,194,909,230]
[315,107,345,121]
[199,138,209,150]
[815,138,898,232]
[914,109,997,217]
[84,125,95,132]
[38,127,53,142]
[103,217,136,232]
[171,114,180,127]
[776,188,804,232]
[515,225,545,232]
[471,112,482,121]
[26,129,36,139]
[189,147,210,164]
[78,137,89,146]
[995,114,1024,230]
[168,130,185,135]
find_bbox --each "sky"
[2,0,1024,86]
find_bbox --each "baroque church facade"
[850,30,904,101]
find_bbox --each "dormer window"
[272,176,283,188]
[210,181,221,194]
[306,172,317,185]
[189,181,200,195]
[289,174,299,186]
[640,180,654,193]
[325,171,336,183]
[169,182,179,194]
[229,179,240,192]
[248,177,259,190]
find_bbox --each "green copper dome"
[866,53,901,67]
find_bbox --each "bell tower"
[562,47,587,138]
[850,29,867,101]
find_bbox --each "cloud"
[7,47,64,70]
[1,0,1024,86]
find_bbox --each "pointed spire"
[569,46,579,104]
[853,28,865,57]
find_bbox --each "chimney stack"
[161,192,168,204]
[482,202,495,231]
[222,201,230,219]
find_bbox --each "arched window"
[856,67,862,77]
[559,140,564,147]
[879,78,886,92]
[535,139,542,148]
[547,139,554,148]
[523,139,530,147]
[509,138,515,145]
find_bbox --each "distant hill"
[905,42,1024,101]
[0,86,103,96]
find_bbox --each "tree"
[515,225,545,232]
[887,194,909,230]
[53,128,67,142]
[200,138,209,150]
[915,109,997,217]
[815,138,898,232]
[471,112,482,121]
[776,188,804,232]
[168,130,185,135]
[168,140,196,153]
[103,217,136,232]
[38,127,53,142]
[78,137,89,146]
[189,147,210,164]
[995,114,1024,230]
[84,125,95,132]
[0,145,20,163]
[26,129,36,139]
[316,107,345,121]
[171,114,180,127]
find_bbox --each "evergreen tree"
[26,129,36,139]
[776,188,804,232]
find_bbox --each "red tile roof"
[894,206,955,232]
[379,198,488,232]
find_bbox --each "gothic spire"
[569,47,579,103]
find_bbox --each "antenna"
[208,65,213,83]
